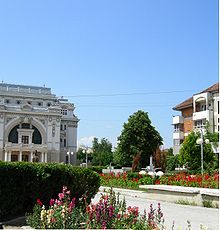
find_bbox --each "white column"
[8,151,11,162]
[4,151,8,162]
[44,152,47,163]
[30,151,33,162]
[19,151,22,162]
[41,152,44,162]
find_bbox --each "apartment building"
[172,83,219,154]
[0,83,79,164]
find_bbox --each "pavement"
[94,186,219,230]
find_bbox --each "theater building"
[0,83,79,164]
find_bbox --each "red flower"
[37,198,43,206]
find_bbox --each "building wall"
[0,83,79,164]
[172,85,219,155]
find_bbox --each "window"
[174,124,180,132]
[11,155,18,162]
[17,100,21,104]
[38,102,42,106]
[218,101,219,114]
[5,99,10,104]
[173,139,180,146]
[61,109,68,115]
[27,101,32,105]
[47,102,51,107]
[22,123,30,129]
[22,136,29,144]
[64,125,67,130]
[64,139,66,147]
[60,124,63,130]
[194,119,206,129]
[22,155,29,162]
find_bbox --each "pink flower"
[50,199,55,206]
[58,193,64,200]
[36,198,43,206]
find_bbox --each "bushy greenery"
[88,165,106,174]
[92,138,113,166]
[114,110,163,170]
[166,155,180,172]
[178,131,216,170]
[0,162,100,220]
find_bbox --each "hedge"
[0,162,100,221]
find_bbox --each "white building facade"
[0,83,79,164]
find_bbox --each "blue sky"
[0,0,218,148]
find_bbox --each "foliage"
[178,131,217,170]
[26,186,165,229]
[154,148,167,171]
[88,165,106,174]
[167,147,174,156]
[100,172,140,189]
[91,137,113,166]
[0,162,100,220]
[155,172,219,189]
[77,148,92,163]
[115,110,163,170]
[166,154,180,172]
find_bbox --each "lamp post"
[67,150,74,164]
[196,129,210,175]
[82,147,93,168]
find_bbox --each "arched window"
[32,126,42,144]
[8,125,19,143]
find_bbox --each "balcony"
[172,116,184,124]
[193,110,210,121]
[4,142,47,151]
[173,131,184,140]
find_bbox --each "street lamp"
[67,150,74,164]
[196,129,210,175]
[82,147,93,168]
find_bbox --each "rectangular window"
[173,139,180,146]
[194,119,206,129]
[22,136,29,144]
[22,155,29,162]
[61,110,68,115]
[64,139,66,147]
[60,124,63,130]
[64,125,67,130]
[218,101,219,114]
[11,155,18,162]
[174,124,179,132]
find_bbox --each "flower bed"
[26,186,165,229]
[155,173,219,189]
[100,172,219,189]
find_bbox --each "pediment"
[21,103,33,111]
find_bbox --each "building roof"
[173,82,219,111]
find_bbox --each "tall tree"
[179,131,216,170]
[115,110,163,171]
[92,137,113,166]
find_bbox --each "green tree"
[91,137,113,166]
[179,131,216,171]
[115,110,163,171]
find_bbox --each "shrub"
[138,175,153,185]
[88,165,106,174]
[0,162,100,220]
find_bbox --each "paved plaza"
[93,187,219,230]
